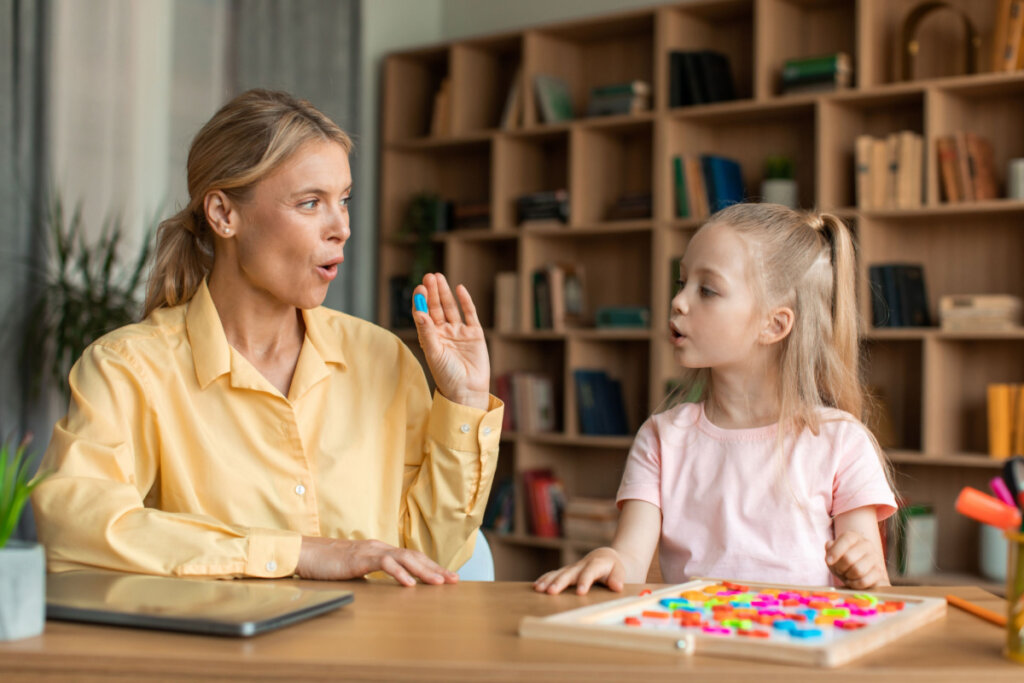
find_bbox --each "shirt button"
[295,484,306,496]
[483,426,492,436]
[460,424,470,433]
[266,561,277,572]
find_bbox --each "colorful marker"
[955,486,1021,530]
[990,476,1017,507]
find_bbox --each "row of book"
[868,263,930,328]
[855,131,923,210]
[668,50,735,107]
[574,368,629,436]
[516,189,569,225]
[482,477,619,544]
[779,52,851,95]
[522,469,566,538]
[936,132,998,203]
[938,294,1022,333]
[533,75,653,124]
[494,372,557,434]
[671,154,744,219]
[532,263,585,330]
[586,80,651,117]
[987,383,1024,459]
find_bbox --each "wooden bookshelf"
[377,0,1022,585]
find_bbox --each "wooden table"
[0,582,1019,681]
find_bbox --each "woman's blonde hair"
[668,203,867,435]
[143,89,352,317]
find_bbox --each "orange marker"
[946,594,1006,627]
[955,487,1021,530]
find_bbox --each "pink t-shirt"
[616,402,897,587]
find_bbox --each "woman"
[32,89,503,586]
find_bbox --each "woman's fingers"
[435,273,462,324]
[455,284,480,328]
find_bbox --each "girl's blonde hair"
[669,203,867,436]
[143,89,352,317]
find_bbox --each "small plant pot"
[761,178,799,209]
[0,540,46,640]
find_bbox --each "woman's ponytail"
[142,208,213,318]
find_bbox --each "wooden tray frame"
[519,579,947,667]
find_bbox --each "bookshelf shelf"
[378,0,1017,581]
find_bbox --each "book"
[494,272,519,332]
[515,189,569,224]
[855,134,875,209]
[585,93,651,117]
[780,53,852,94]
[869,137,888,209]
[534,74,574,123]
[573,369,630,436]
[936,135,961,202]
[885,133,900,209]
[939,294,1023,331]
[896,264,930,326]
[1000,0,1024,72]
[522,468,560,537]
[989,383,1014,458]
[993,0,1014,72]
[532,269,551,329]
[590,80,651,98]
[604,192,652,220]
[482,477,514,534]
[953,131,975,202]
[965,133,998,200]
[701,155,744,211]
[594,306,650,328]
[668,50,735,107]
[683,155,709,219]
[868,265,888,327]
[673,156,688,218]
[500,68,523,130]
[696,50,736,102]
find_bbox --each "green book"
[781,53,850,81]
[673,156,689,218]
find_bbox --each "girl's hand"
[297,536,459,586]
[413,273,490,411]
[533,547,626,595]
[825,530,889,589]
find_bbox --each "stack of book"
[936,132,998,203]
[604,192,652,221]
[867,263,930,328]
[939,294,1023,332]
[594,306,649,328]
[992,0,1024,72]
[668,50,736,107]
[563,498,618,544]
[494,372,557,434]
[452,201,491,229]
[779,52,851,95]
[855,130,923,210]
[987,383,1024,458]
[515,189,569,225]
[532,263,585,330]
[522,468,566,538]
[573,368,629,436]
[671,154,744,219]
[586,80,651,117]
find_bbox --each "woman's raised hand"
[412,273,490,410]
[297,536,459,586]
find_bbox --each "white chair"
[457,529,494,581]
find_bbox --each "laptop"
[46,569,353,637]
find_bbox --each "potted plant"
[21,196,152,400]
[0,435,49,641]
[761,155,799,209]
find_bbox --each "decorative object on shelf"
[867,263,930,328]
[760,156,797,209]
[1008,157,1024,199]
[779,52,851,95]
[668,50,735,107]
[979,520,1008,583]
[939,294,1022,332]
[585,80,651,117]
[0,435,50,641]
[21,196,153,401]
[898,2,979,81]
[400,192,451,285]
[890,502,938,578]
[534,74,574,123]
[986,384,1024,459]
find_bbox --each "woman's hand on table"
[412,273,490,411]
[297,536,459,586]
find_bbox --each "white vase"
[761,178,799,208]
[0,540,46,640]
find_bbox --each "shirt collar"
[186,280,348,392]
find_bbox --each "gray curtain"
[0,0,49,539]
[229,0,364,317]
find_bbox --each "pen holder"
[1008,530,1024,664]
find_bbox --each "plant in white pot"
[0,435,50,641]
[761,155,799,209]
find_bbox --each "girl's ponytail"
[143,208,213,318]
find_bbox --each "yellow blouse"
[32,280,502,578]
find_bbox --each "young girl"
[534,203,897,595]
